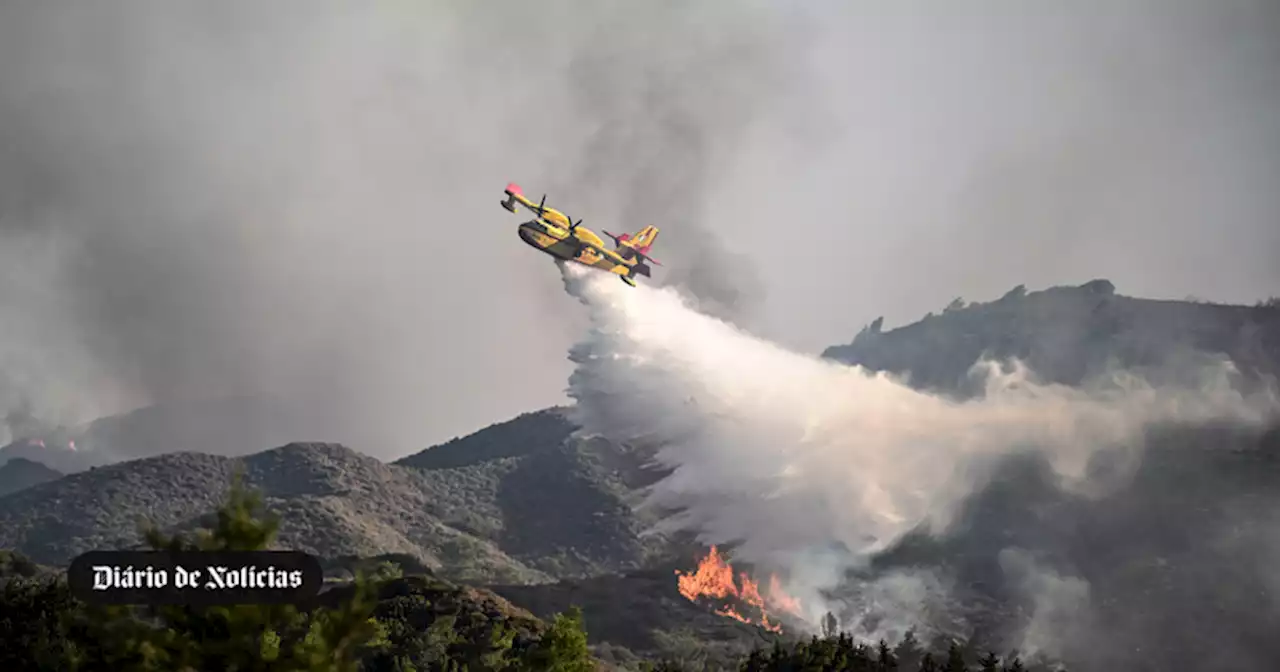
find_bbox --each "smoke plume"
[2,1,1276,459]
[561,263,1278,665]
[0,1,795,456]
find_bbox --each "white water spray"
[560,264,1276,634]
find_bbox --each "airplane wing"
[634,250,662,266]
[573,237,635,268]
[574,237,613,258]
[540,208,573,228]
[501,182,572,225]
[501,183,543,214]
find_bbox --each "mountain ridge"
[0,457,62,497]
[2,280,1277,670]
[0,432,670,585]
[823,279,1280,395]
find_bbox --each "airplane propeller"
[536,194,546,217]
[563,214,586,256]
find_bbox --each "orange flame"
[768,575,803,616]
[674,546,802,633]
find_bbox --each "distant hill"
[0,444,543,582]
[0,396,318,473]
[823,280,1280,394]
[0,439,104,473]
[397,408,577,470]
[395,409,675,579]
[0,423,672,584]
[75,395,315,461]
[4,278,1277,670]
[0,458,62,497]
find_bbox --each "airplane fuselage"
[501,181,656,287]
[518,220,632,275]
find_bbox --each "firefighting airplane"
[500,182,661,287]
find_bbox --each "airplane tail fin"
[630,225,659,252]
[628,225,661,265]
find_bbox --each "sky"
[0,0,1277,457]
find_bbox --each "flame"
[716,605,752,625]
[676,545,736,601]
[768,575,803,616]
[674,546,802,633]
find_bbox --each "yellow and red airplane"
[500,182,661,287]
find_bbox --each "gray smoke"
[3,1,1276,455]
[546,0,786,323]
[2,2,1277,667]
[0,1,796,455]
[561,263,1278,667]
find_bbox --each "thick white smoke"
[560,264,1277,636]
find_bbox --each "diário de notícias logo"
[68,550,323,606]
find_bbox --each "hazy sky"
[0,1,1277,456]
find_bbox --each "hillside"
[395,408,674,578]
[490,568,786,668]
[0,457,62,497]
[0,438,103,473]
[0,444,541,582]
[2,279,1277,670]
[396,407,577,470]
[317,573,558,668]
[0,498,595,672]
[822,281,1280,671]
[823,280,1280,394]
[0,422,672,584]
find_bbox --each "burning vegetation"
[675,546,802,633]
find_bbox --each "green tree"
[942,642,967,672]
[893,629,924,671]
[68,474,380,672]
[821,611,839,638]
[740,648,767,672]
[520,606,592,672]
[876,639,898,671]
[0,574,80,670]
[977,651,999,672]
[368,561,404,583]
[918,652,939,672]
[0,549,42,578]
